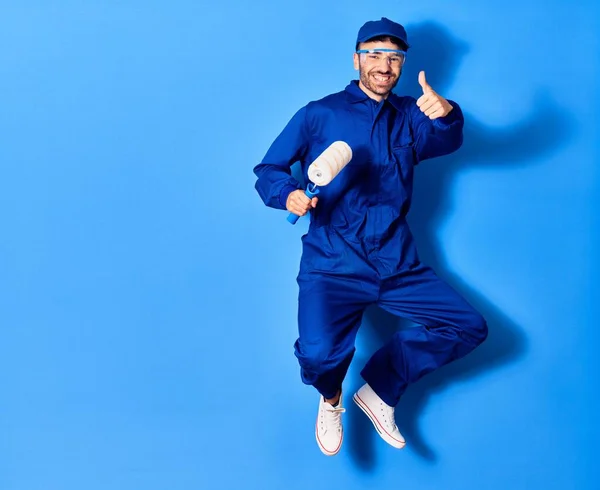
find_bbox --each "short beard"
[359,61,401,97]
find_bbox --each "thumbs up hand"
[416,70,454,120]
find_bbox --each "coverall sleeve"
[253,106,310,210]
[409,99,464,162]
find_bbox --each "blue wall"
[1,1,598,489]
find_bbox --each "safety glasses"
[356,48,406,67]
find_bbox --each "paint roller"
[287,141,353,224]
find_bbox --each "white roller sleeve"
[307,141,352,186]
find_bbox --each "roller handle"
[287,185,320,225]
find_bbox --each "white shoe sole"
[315,423,343,456]
[353,393,406,449]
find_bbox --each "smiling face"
[353,38,405,101]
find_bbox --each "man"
[253,17,487,456]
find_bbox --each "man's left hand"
[416,70,454,120]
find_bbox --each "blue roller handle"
[287,184,320,224]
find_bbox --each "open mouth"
[372,74,393,83]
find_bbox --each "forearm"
[413,100,464,161]
[253,106,309,210]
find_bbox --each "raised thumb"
[418,70,432,93]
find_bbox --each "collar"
[386,92,406,113]
[344,80,371,103]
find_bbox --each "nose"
[378,57,392,70]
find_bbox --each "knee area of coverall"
[416,308,488,351]
[458,310,488,348]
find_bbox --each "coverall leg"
[362,263,488,407]
[293,228,378,400]
[294,231,487,404]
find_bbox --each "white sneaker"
[353,384,406,449]
[315,393,346,456]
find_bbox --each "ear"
[353,52,359,71]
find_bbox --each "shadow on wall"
[346,21,574,469]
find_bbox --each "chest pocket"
[388,106,415,165]
[392,144,416,167]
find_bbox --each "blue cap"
[356,17,409,49]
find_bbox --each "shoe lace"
[380,403,397,431]
[323,406,346,432]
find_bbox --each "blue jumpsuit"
[254,80,487,406]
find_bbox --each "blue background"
[1,1,598,489]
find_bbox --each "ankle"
[325,390,341,406]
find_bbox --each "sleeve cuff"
[432,100,463,128]
[279,184,301,208]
